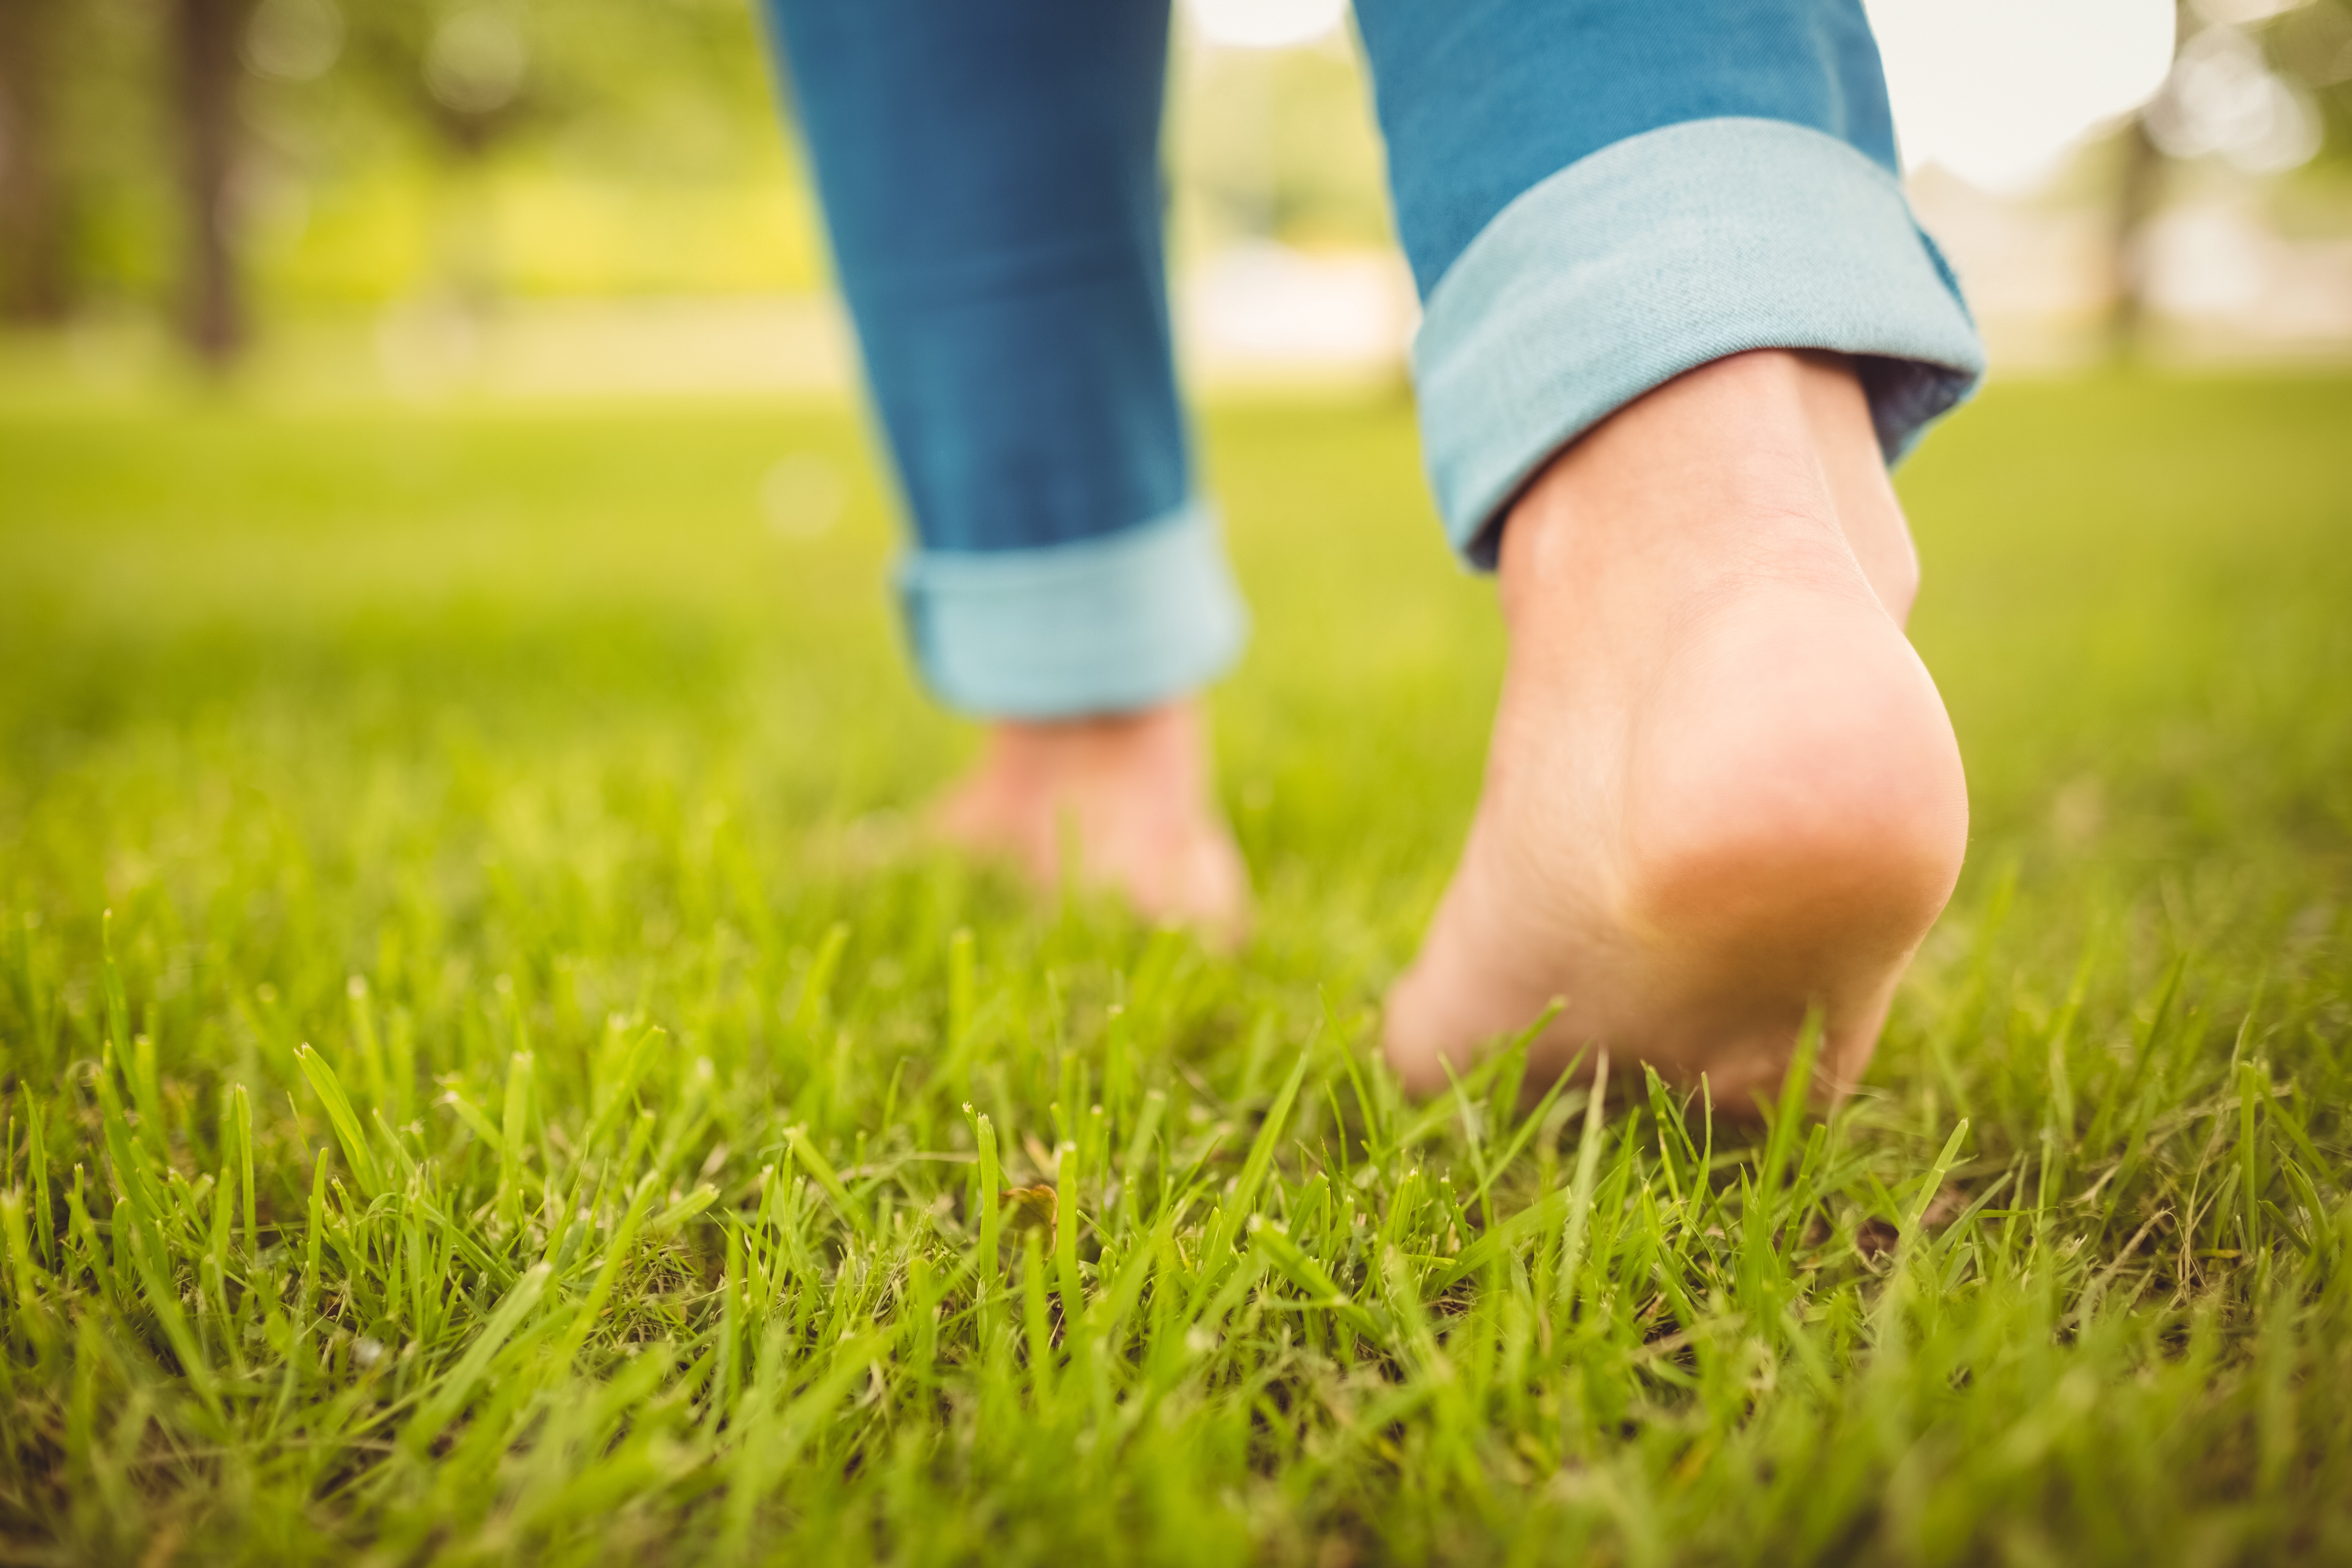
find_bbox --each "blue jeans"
[764,0,1982,717]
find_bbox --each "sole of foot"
[1383,350,1969,1107]
[930,698,1252,943]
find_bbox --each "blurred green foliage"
[0,0,818,315]
[6,0,2352,363]
[0,0,1402,327]
[2264,0,2352,159]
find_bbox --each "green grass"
[0,373,2348,1565]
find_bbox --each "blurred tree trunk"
[2107,114,2168,364]
[0,0,71,322]
[173,0,254,365]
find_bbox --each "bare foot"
[1383,350,1969,1105]
[931,699,1250,938]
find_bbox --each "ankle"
[978,699,1209,795]
[1492,350,1917,628]
[938,696,1250,935]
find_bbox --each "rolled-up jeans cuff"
[1414,116,1988,568]
[897,501,1249,717]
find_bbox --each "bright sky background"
[1864,0,2180,189]
[1181,0,2191,194]
[1183,0,1347,51]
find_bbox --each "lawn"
[0,373,2348,1564]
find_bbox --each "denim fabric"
[1416,119,1984,564]
[763,0,1983,715]
[764,0,1186,557]
[1349,0,1901,296]
[766,0,1251,715]
[900,501,1248,717]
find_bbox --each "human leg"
[1354,0,1985,1096]
[1384,348,1967,1100]
[762,0,1247,929]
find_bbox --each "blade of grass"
[294,1045,385,1198]
[1553,1051,1610,1310]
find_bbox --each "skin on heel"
[1382,350,1968,1100]
[930,697,1252,938]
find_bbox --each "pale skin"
[932,697,1253,938]
[936,349,1970,1100]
